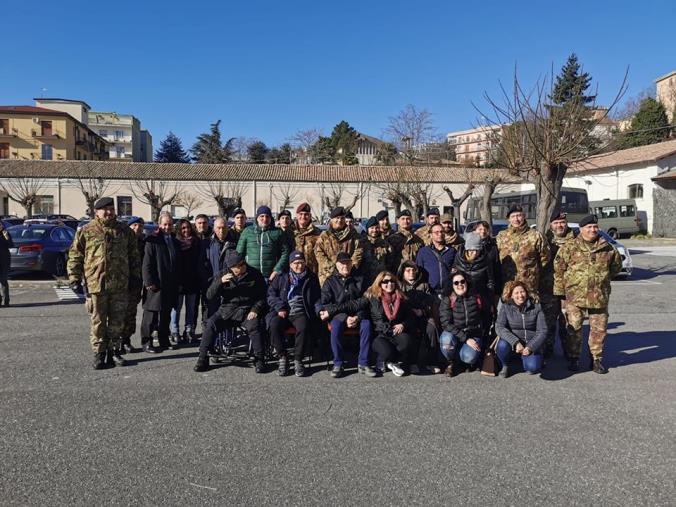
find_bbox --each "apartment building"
[446,125,502,166]
[656,70,676,123]
[88,111,153,161]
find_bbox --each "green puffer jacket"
[236,224,290,278]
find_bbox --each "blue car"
[7,223,75,276]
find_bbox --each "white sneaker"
[386,362,405,377]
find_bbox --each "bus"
[463,187,589,224]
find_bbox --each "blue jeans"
[439,331,482,365]
[330,317,371,367]
[170,293,197,334]
[495,339,543,374]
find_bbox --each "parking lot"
[1,242,675,506]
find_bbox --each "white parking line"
[54,287,84,301]
[614,280,662,285]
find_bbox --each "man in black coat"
[194,250,268,373]
[0,220,13,307]
[266,251,321,377]
[141,213,180,353]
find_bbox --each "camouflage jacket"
[445,231,465,249]
[496,223,550,297]
[362,235,392,284]
[540,227,576,301]
[554,235,622,309]
[67,217,141,294]
[415,225,433,245]
[315,226,364,285]
[387,228,425,273]
[293,222,321,275]
[380,226,395,240]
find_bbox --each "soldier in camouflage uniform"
[539,210,577,359]
[440,213,465,249]
[315,207,364,285]
[554,214,622,374]
[361,216,392,286]
[293,202,321,275]
[376,210,394,240]
[68,197,141,370]
[120,216,146,353]
[414,208,440,245]
[496,204,550,300]
[387,209,425,273]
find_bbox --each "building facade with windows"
[0,104,108,162]
[88,112,153,162]
[446,125,503,166]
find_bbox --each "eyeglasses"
[381,279,395,285]
[453,280,466,286]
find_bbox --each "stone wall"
[653,182,676,237]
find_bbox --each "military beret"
[127,216,144,226]
[366,216,378,229]
[94,197,114,210]
[506,204,524,218]
[296,202,311,214]
[278,209,291,218]
[440,213,453,223]
[345,211,354,220]
[375,210,389,221]
[289,250,305,263]
[397,209,412,219]
[232,208,246,217]
[549,209,567,222]
[579,214,598,228]
[336,252,352,263]
[427,208,440,216]
[330,207,346,218]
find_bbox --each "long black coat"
[176,240,201,295]
[265,270,322,329]
[142,232,180,312]
[0,229,13,266]
[453,246,495,304]
[206,266,267,322]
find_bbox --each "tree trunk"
[535,163,566,235]
[23,203,33,219]
[479,181,497,227]
[85,198,96,219]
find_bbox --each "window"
[0,143,9,159]
[41,120,52,136]
[99,129,108,137]
[0,118,9,134]
[116,146,125,157]
[595,206,617,219]
[51,228,70,242]
[619,204,635,217]
[115,130,124,140]
[41,144,53,160]
[628,184,643,199]
[35,195,54,215]
[117,196,132,216]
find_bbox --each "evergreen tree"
[551,53,595,106]
[247,141,269,164]
[191,120,234,163]
[330,120,359,165]
[311,136,336,164]
[154,132,190,163]
[266,143,292,164]
[620,97,670,148]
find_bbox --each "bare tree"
[199,181,247,217]
[0,177,45,218]
[175,191,203,218]
[612,87,656,121]
[384,104,437,163]
[74,174,110,218]
[323,183,368,212]
[231,137,257,162]
[290,128,322,164]
[131,179,180,222]
[476,66,628,234]
[274,183,300,211]
[442,180,476,230]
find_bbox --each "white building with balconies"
[88,111,153,162]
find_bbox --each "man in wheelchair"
[194,250,268,373]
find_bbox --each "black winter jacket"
[453,246,495,300]
[206,265,267,322]
[265,270,322,329]
[398,266,436,314]
[480,236,502,295]
[176,241,201,295]
[320,270,367,320]
[439,291,488,342]
[142,232,180,312]
[495,298,546,352]
[329,294,417,339]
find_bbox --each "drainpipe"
[252,179,257,216]
[57,177,62,214]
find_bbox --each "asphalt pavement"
[1,244,674,506]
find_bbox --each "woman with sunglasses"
[494,281,546,377]
[170,218,201,345]
[438,272,490,376]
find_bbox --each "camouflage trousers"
[85,292,127,353]
[121,289,143,341]
[564,304,609,361]
[540,298,568,358]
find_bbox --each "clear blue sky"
[3,0,675,151]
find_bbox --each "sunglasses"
[381,279,395,285]
[453,280,466,286]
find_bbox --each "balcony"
[32,130,61,140]
[0,127,17,138]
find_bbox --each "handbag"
[480,335,500,377]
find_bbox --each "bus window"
[619,205,635,217]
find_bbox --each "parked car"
[0,215,24,227]
[462,219,509,236]
[30,214,79,230]
[7,223,75,276]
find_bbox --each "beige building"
[88,111,153,162]
[446,125,503,166]
[656,70,676,122]
[0,104,108,162]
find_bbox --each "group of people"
[67,196,622,378]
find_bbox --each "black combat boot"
[254,357,266,374]
[592,359,608,374]
[105,350,116,368]
[193,356,209,372]
[567,358,580,371]
[93,352,106,370]
[112,349,128,366]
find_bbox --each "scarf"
[287,269,307,301]
[177,234,196,251]
[382,291,402,322]
[330,225,352,242]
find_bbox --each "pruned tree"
[384,104,437,163]
[0,177,45,218]
[175,191,203,218]
[323,183,368,212]
[274,183,300,211]
[74,174,111,218]
[199,181,247,217]
[131,179,180,222]
[476,56,627,234]
[442,179,476,229]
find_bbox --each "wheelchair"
[209,325,254,364]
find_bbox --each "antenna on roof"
[40,87,47,98]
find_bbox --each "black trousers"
[141,308,172,347]
[415,317,438,367]
[0,257,9,304]
[199,313,265,360]
[269,314,309,360]
[372,332,414,366]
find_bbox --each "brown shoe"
[444,362,455,378]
